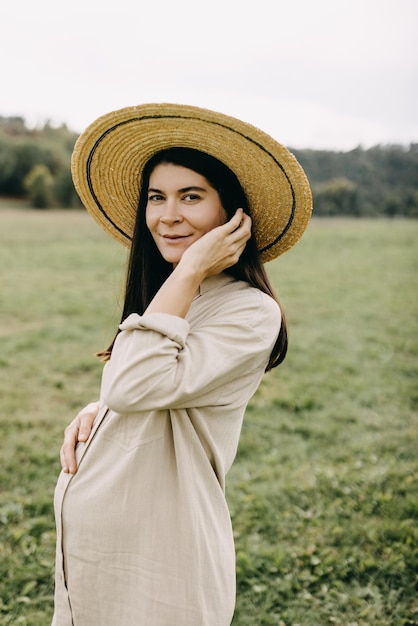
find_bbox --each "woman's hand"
[144,209,252,319]
[180,208,252,278]
[60,401,100,474]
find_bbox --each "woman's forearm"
[144,262,204,319]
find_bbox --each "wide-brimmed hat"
[71,103,312,262]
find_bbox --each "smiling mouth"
[162,234,191,240]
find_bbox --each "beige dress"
[52,273,281,626]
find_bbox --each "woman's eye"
[148,194,164,202]
[184,193,200,201]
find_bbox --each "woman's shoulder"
[193,273,281,329]
[235,279,281,325]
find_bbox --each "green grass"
[0,209,417,625]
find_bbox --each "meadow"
[0,206,417,625]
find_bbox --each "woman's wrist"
[144,262,205,318]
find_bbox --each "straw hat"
[71,103,312,262]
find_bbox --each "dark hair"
[99,147,287,370]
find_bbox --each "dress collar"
[193,272,236,299]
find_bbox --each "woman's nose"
[159,199,183,224]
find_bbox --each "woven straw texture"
[71,103,312,262]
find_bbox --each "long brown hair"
[99,147,287,370]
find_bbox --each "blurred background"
[0,1,417,625]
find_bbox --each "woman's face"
[145,163,227,265]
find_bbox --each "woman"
[53,104,312,626]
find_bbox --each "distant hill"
[0,116,417,215]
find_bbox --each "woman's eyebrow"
[178,186,207,193]
[148,186,207,193]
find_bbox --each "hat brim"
[71,103,312,262]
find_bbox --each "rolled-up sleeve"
[101,292,281,414]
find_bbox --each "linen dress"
[52,272,281,626]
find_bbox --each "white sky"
[2,0,417,150]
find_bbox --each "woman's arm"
[60,401,100,473]
[102,284,281,414]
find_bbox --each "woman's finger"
[77,402,100,441]
[60,420,80,474]
[60,402,99,474]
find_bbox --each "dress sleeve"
[101,292,281,413]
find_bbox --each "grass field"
[0,208,417,626]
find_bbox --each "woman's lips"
[162,234,191,242]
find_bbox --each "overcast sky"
[2,0,417,150]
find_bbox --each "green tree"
[0,133,17,187]
[313,177,358,216]
[24,164,55,209]
[404,189,418,218]
[54,166,82,208]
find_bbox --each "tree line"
[0,116,81,208]
[0,116,417,216]
[293,145,418,217]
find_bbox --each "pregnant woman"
[52,103,312,626]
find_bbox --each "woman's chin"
[161,250,184,266]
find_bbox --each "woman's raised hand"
[60,401,100,474]
[145,209,252,319]
[180,209,252,279]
